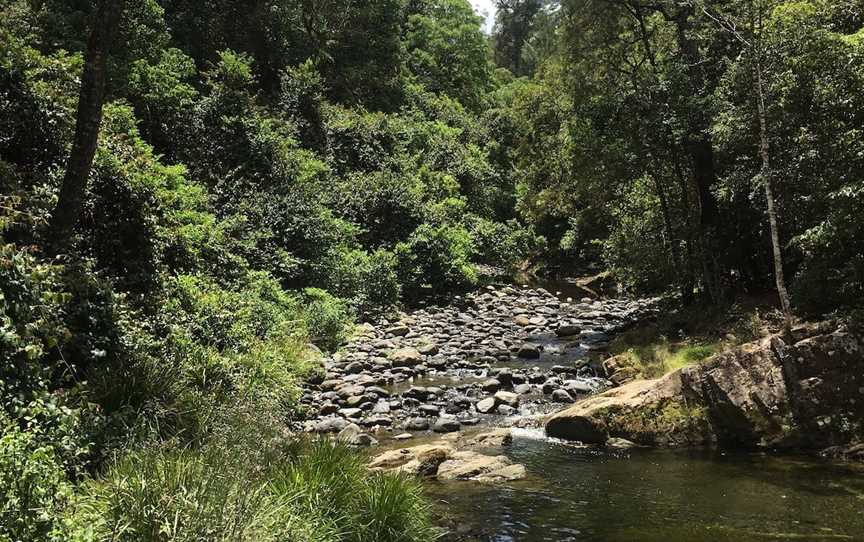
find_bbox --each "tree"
[48,0,126,254]
[701,0,794,336]
[493,0,543,75]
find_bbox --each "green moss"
[594,401,714,446]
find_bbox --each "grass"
[66,439,438,542]
[607,301,773,379]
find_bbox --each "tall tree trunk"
[673,7,723,304]
[753,5,794,339]
[48,0,125,255]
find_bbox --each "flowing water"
[428,430,864,541]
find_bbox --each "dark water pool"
[429,430,864,542]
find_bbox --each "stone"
[386,325,410,337]
[552,389,575,403]
[418,343,440,356]
[394,433,413,440]
[314,417,349,433]
[494,390,520,407]
[433,418,462,433]
[517,343,541,359]
[339,408,363,419]
[476,397,497,414]
[556,324,581,337]
[473,463,527,482]
[463,428,513,448]
[405,417,430,431]
[337,423,378,446]
[390,347,423,367]
[514,315,532,327]
[436,451,512,480]
[481,379,501,393]
[514,383,533,395]
[606,437,638,449]
[319,403,340,415]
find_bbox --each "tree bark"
[48,0,125,255]
[753,4,794,339]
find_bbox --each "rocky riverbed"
[298,284,661,446]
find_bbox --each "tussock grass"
[67,439,438,542]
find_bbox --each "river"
[429,429,864,541]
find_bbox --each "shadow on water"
[430,433,864,542]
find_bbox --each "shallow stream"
[429,430,864,541]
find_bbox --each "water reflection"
[430,435,864,542]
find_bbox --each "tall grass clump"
[66,439,437,542]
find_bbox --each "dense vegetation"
[1,0,862,540]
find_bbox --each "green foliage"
[403,0,494,109]
[396,222,478,297]
[67,439,435,542]
[300,288,352,352]
[0,412,72,542]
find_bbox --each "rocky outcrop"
[546,324,864,452]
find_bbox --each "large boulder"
[546,324,864,452]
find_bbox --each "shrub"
[0,412,72,542]
[396,222,477,298]
[301,288,352,352]
[470,218,545,270]
[320,247,401,318]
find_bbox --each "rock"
[552,389,575,403]
[514,315,532,327]
[514,383,533,395]
[556,324,581,337]
[394,433,413,440]
[547,325,864,450]
[433,418,462,433]
[437,451,513,480]
[418,343,439,356]
[390,347,423,367]
[580,330,610,344]
[314,417,350,433]
[473,463,527,482]
[369,444,454,471]
[339,407,364,419]
[319,403,340,415]
[405,417,430,431]
[497,404,516,416]
[337,423,378,446]
[463,428,513,448]
[475,397,497,414]
[481,379,501,393]
[386,325,410,337]
[517,343,541,359]
[494,391,520,407]
[606,437,638,449]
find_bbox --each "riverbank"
[547,322,864,457]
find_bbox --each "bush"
[320,248,401,318]
[0,413,72,542]
[301,288,352,351]
[470,218,545,270]
[396,222,477,298]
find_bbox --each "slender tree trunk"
[48,0,125,254]
[753,7,794,339]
